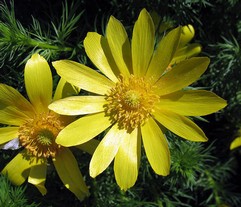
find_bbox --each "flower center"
[18,111,65,158]
[105,75,159,132]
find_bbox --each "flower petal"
[179,25,195,47]
[132,9,155,76]
[90,124,125,177]
[0,84,35,125]
[53,148,89,200]
[49,96,106,115]
[114,128,140,190]
[53,78,80,101]
[75,139,100,155]
[158,90,227,116]
[56,112,111,147]
[24,54,52,113]
[155,57,210,96]
[0,127,19,144]
[146,26,181,82]
[1,150,37,185]
[106,16,131,77]
[1,138,20,150]
[141,117,170,175]
[84,32,119,82]
[52,60,114,95]
[28,161,47,195]
[153,108,208,142]
[230,137,241,150]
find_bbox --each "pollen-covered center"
[105,75,159,132]
[18,111,65,158]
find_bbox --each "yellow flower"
[49,9,227,190]
[0,54,92,200]
[230,129,241,150]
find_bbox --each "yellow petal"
[158,90,227,116]
[49,96,106,115]
[179,24,195,47]
[75,139,100,155]
[1,150,37,185]
[155,57,210,96]
[141,118,170,175]
[172,43,202,64]
[90,124,125,177]
[56,112,111,146]
[132,9,155,76]
[52,60,114,95]
[153,108,208,142]
[230,137,241,150]
[28,160,47,195]
[53,148,89,200]
[0,127,19,144]
[106,16,131,77]
[146,26,181,82]
[84,32,119,82]
[0,84,35,125]
[53,78,80,101]
[24,54,52,113]
[114,128,139,190]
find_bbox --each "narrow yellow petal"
[230,137,241,150]
[90,124,125,177]
[0,84,35,125]
[28,161,47,195]
[49,96,106,115]
[53,78,80,101]
[132,9,155,76]
[24,54,52,113]
[155,57,210,96]
[146,26,181,82]
[179,24,195,47]
[153,108,208,142]
[106,16,131,77]
[141,118,170,175]
[0,127,19,144]
[158,90,227,116]
[56,112,111,147]
[52,60,114,95]
[114,128,139,190]
[53,148,89,200]
[84,32,119,82]
[75,139,100,155]
[1,150,37,185]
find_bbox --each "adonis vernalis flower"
[49,9,227,190]
[0,54,92,200]
[230,129,241,150]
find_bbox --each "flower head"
[0,54,91,200]
[49,9,227,190]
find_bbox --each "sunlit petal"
[84,32,119,82]
[230,137,241,150]
[114,128,139,190]
[53,148,89,200]
[106,16,131,77]
[155,57,210,96]
[0,127,19,145]
[158,90,227,116]
[141,118,170,175]
[49,96,106,115]
[90,124,125,177]
[153,108,208,142]
[0,84,35,125]
[24,54,52,113]
[56,112,111,146]
[52,60,114,95]
[132,9,155,76]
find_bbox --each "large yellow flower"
[0,54,92,200]
[49,9,227,190]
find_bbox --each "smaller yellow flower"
[230,129,241,150]
[0,54,95,200]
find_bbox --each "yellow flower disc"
[105,75,159,132]
[18,111,65,158]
